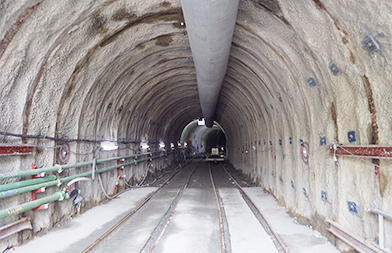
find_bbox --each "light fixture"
[198,118,205,126]
[140,141,150,150]
[101,141,118,151]
[159,141,165,149]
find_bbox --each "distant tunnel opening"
[180,119,227,157]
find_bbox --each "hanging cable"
[35,144,101,156]
[97,173,135,200]
[0,131,140,144]
[121,163,183,188]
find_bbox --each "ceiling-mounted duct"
[181,0,240,127]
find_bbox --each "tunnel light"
[198,118,205,126]
[170,143,175,149]
[184,142,187,147]
[159,141,165,149]
[101,141,118,151]
[141,142,150,150]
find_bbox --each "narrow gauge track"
[219,163,289,253]
[82,160,288,253]
[209,162,232,253]
[82,159,201,253]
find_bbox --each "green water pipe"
[0,191,66,219]
[0,180,60,199]
[0,175,57,192]
[0,150,171,181]
[59,154,165,183]
[0,152,171,219]
[0,154,166,199]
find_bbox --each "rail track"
[220,163,289,253]
[81,160,287,253]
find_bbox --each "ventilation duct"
[181,0,240,127]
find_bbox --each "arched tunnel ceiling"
[1,1,392,250]
[0,0,391,151]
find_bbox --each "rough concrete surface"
[0,0,392,251]
[9,163,339,253]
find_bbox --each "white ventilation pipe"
[181,0,240,127]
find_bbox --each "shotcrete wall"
[221,1,392,251]
[0,0,391,251]
[0,0,189,250]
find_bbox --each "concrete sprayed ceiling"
[1,0,391,150]
[1,0,392,251]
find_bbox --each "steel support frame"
[0,217,32,240]
[329,145,392,159]
[326,218,386,253]
[0,144,35,156]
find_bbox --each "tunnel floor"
[11,161,339,253]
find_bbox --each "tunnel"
[180,119,227,156]
[0,0,392,252]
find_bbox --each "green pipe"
[0,153,168,199]
[0,191,65,219]
[0,175,57,192]
[0,151,173,181]
[0,152,172,218]
[0,180,60,199]
[59,154,165,183]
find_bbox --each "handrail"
[326,218,386,253]
[365,208,392,220]
[365,208,392,250]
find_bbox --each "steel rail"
[209,162,232,253]
[144,159,202,253]
[82,159,196,253]
[220,163,289,253]
[81,168,180,253]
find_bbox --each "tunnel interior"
[180,119,227,156]
[0,0,392,251]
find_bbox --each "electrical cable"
[97,162,179,199]
[0,132,101,143]
[0,131,141,144]
[97,173,135,200]
[121,163,183,188]
[35,145,101,156]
